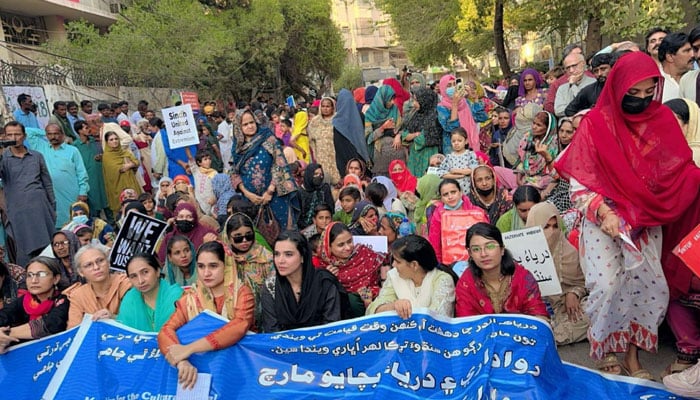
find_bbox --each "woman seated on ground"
[468,164,513,224]
[222,213,274,328]
[515,111,559,197]
[50,230,82,289]
[67,244,131,328]
[62,201,115,246]
[348,201,380,236]
[261,231,343,332]
[164,236,197,287]
[298,163,335,230]
[455,223,548,319]
[318,222,386,317]
[158,241,254,389]
[157,202,217,263]
[301,204,333,239]
[428,178,488,265]
[0,257,68,352]
[495,185,542,233]
[367,235,456,318]
[525,202,589,345]
[116,253,183,332]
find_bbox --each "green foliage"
[333,64,364,91]
[46,0,344,101]
[375,0,462,66]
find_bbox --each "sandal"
[661,361,694,379]
[596,354,623,375]
[621,362,654,381]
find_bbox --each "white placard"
[2,85,50,128]
[176,373,211,399]
[502,226,563,297]
[163,103,199,149]
[353,235,388,254]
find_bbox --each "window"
[0,13,47,46]
[374,51,384,64]
[356,18,374,36]
[360,51,370,64]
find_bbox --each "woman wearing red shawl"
[382,78,411,116]
[554,52,700,379]
[437,75,480,155]
[317,222,386,317]
[388,160,417,194]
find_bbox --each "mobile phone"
[455,78,463,86]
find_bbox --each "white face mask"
[72,215,88,225]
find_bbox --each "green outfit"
[116,279,183,331]
[402,129,438,177]
[72,136,109,216]
[333,209,353,225]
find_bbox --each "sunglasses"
[230,232,255,244]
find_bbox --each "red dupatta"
[389,159,417,193]
[554,51,700,229]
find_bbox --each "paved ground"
[557,322,677,381]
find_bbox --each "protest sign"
[180,91,200,112]
[441,210,488,264]
[162,104,199,150]
[23,311,685,400]
[109,211,168,272]
[673,223,700,277]
[2,85,51,127]
[353,235,388,254]
[503,227,563,296]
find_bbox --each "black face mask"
[312,176,324,187]
[476,187,494,197]
[621,94,653,114]
[175,220,195,233]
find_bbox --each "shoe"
[661,360,694,379]
[595,353,623,376]
[663,360,700,398]
[620,362,654,381]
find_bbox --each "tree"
[374,0,462,66]
[46,0,345,102]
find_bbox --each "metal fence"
[0,61,152,87]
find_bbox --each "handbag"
[255,204,280,246]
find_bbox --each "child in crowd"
[333,186,361,225]
[437,128,479,192]
[139,192,164,221]
[308,233,323,268]
[74,226,94,247]
[279,119,298,163]
[188,150,217,216]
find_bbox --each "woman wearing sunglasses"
[222,213,274,329]
[455,223,548,319]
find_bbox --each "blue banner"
[0,311,688,399]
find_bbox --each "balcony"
[1,0,120,27]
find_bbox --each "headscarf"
[518,68,544,97]
[388,159,417,194]
[469,164,512,223]
[408,73,426,93]
[348,200,378,234]
[401,87,442,149]
[414,174,441,227]
[165,237,197,287]
[503,103,543,166]
[333,89,370,162]
[380,211,414,237]
[364,85,400,126]
[342,173,363,190]
[184,244,242,321]
[301,163,327,226]
[439,74,480,151]
[273,235,341,331]
[51,230,81,288]
[364,86,378,105]
[517,111,557,174]
[371,176,399,211]
[382,78,411,115]
[155,177,173,202]
[353,87,366,104]
[525,202,580,284]
[345,158,368,181]
[555,51,700,229]
[680,98,700,166]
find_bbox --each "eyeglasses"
[52,240,70,247]
[564,61,583,71]
[469,243,500,254]
[27,271,52,279]
[230,232,255,244]
[81,257,108,270]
